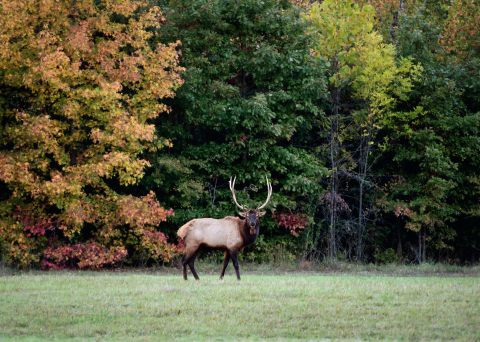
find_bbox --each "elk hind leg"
[182,245,199,280]
[187,254,200,280]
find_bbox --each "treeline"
[0,0,478,268]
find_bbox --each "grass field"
[1,267,479,341]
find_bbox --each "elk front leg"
[220,250,230,279]
[230,252,241,281]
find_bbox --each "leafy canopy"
[0,0,183,267]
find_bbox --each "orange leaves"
[117,191,174,229]
[139,229,178,262]
[0,154,38,192]
[116,192,179,263]
[66,20,93,55]
[106,0,144,17]
[44,172,83,199]
[90,115,156,149]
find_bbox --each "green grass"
[0,269,479,341]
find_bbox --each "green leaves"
[149,0,327,230]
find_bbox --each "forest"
[0,0,479,269]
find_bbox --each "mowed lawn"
[0,270,479,341]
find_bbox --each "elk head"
[229,176,273,235]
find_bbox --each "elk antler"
[257,176,272,210]
[229,176,247,210]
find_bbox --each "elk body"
[177,177,272,280]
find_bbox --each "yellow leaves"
[138,228,178,262]
[306,0,376,60]
[128,6,165,47]
[97,152,150,186]
[0,154,17,183]
[1,221,39,268]
[90,115,155,151]
[106,0,144,17]
[43,172,83,200]
[0,154,38,193]
[12,112,68,166]
[138,5,165,29]
[1,0,182,120]
[308,0,422,128]
[66,201,93,225]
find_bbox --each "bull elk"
[177,176,272,280]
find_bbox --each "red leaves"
[273,212,308,237]
[23,220,54,238]
[14,207,55,238]
[42,242,127,270]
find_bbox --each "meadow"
[1,265,479,341]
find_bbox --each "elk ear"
[258,211,266,217]
[238,211,246,218]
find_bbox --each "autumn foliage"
[0,0,479,267]
[0,0,183,268]
[440,0,480,60]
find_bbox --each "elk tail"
[177,220,195,240]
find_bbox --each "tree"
[0,0,183,268]
[376,2,480,262]
[143,0,328,258]
[307,0,421,260]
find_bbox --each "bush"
[374,248,399,264]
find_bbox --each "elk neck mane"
[239,217,260,247]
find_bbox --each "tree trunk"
[328,80,340,260]
[418,230,427,263]
[390,0,405,48]
[396,225,403,259]
[422,230,427,262]
[356,132,371,261]
[328,112,338,260]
